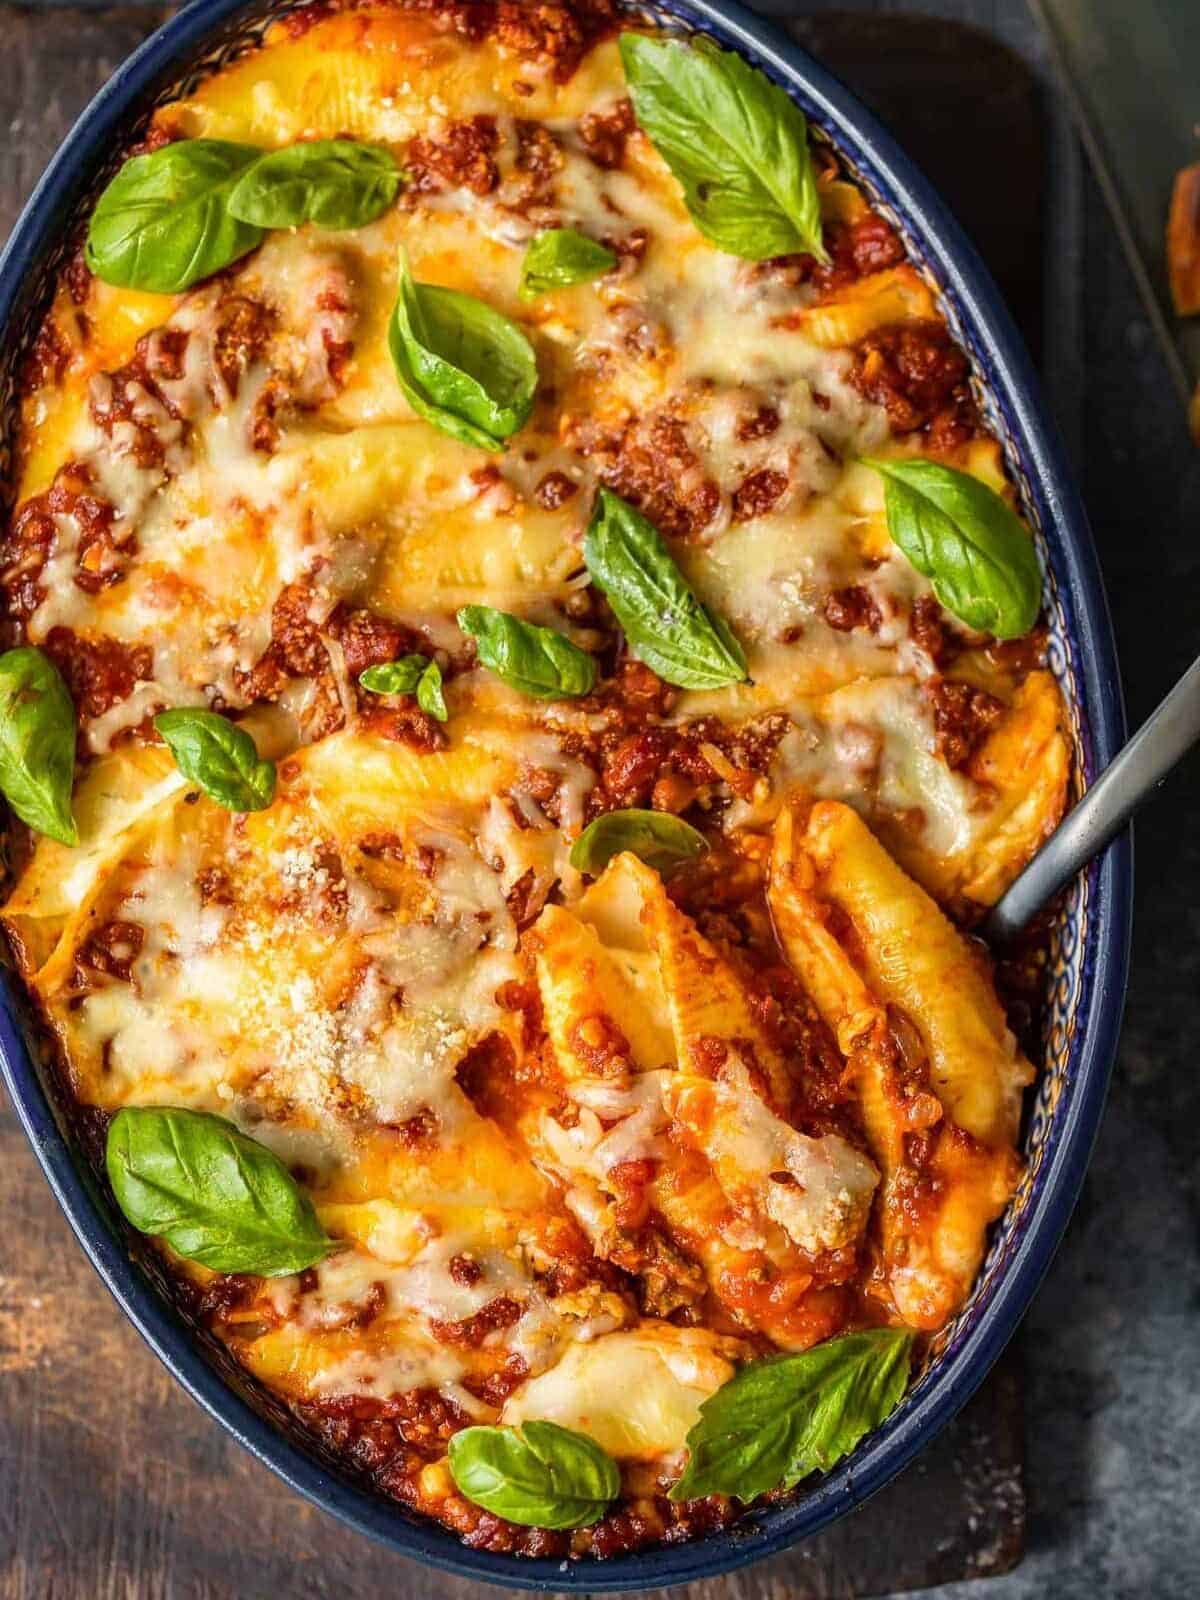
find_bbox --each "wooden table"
[0,6,1053,1596]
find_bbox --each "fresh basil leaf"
[228,139,402,230]
[387,250,537,451]
[671,1329,913,1502]
[359,653,447,719]
[447,1421,620,1529]
[457,605,597,700]
[570,809,708,877]
[861,457,1041,639]
[106,1106,334,1276]
[154,708,276,812]
[583,488,747,689]
[0,647,78,845]
[359,654,431,695]
[416,659,447,722]
[519,228,617,301]
[619,33,825,263]
[86,139,266,293]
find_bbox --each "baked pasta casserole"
[0,0,1069,1557]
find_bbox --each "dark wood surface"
[0,10,1042,1598]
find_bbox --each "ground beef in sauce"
[279,0,617,78]
[851,320,981,447]
[430,1295,524,1348]
[824,584,883,634]
[737,402,780,442]
[533,469,578,509]
[64,247,94,306]
[73,919,144,986]
[514,117,564,196]
[237,579,441,748]
[0,464,125,620]
[331,605,421,680]
[462,1353,530,1406]
[90,347,182,470]
[908,593,961,666]
[24,318,71,389]
[579,96,635,168]
[604,224,649,264]
[236,581,330,697]
[406,115,500,196]
[926,676,1005,769]
[572,413,721,542]
[359,702,448,752]
[578,706,789,816]
[495,0,616,81]
[211,294,275,395]
[731,467,789,523]
[762,213,907,295]
[42,627,153,722]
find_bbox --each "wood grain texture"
[0,10,1030,1598]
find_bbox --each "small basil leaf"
[619,33,825,263]
[447,1421,620,1529]
[519,228,617,301]
[457,605,597,700]
[86,139,266,293]
[416,659,447,721]
[359,654,431,695]
[387,250,537,451]
[670,1330,913,1502]
[106,1106,334,1276]
[227,139,402,230]
[861,457,1042,639]
[0,647,78,845]
[154,708,276,812]
[583,488,748,689]
[570,809,708,877]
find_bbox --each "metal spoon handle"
[985,654,1200,943]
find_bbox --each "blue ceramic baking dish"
[0,0,1132,1588]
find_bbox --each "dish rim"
[0,0,1132,1588]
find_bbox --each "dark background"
[1,2,1198,1598]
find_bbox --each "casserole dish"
[0,0,1131,1588]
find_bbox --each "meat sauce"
[1,466,122,621]
[850,320,980,449]
[296,1386,738,1558]
[407,116,500,196]
[238,579,448,749]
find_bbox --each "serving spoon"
[984,654,1200,942]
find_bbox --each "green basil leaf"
[583,488,747,689]
[0,647,78,845]
[457,605,597,700]
[519,228,617,301]
[671,1330,913,1502]
[106,1106,334,1276]
[359,653,447,719]
[387,250,537,451]
[359,654,431,695]
[227,139,402,230]
[86,139,266,293]
[570,809,708,877]
[447,1420,620,1529]
[861,457,1042,639]
[416,659,447,721]
[619,33,825,263]
[154,708,276,812]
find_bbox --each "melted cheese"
[663,1058,878,1254]
[502,1325,742,1460]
